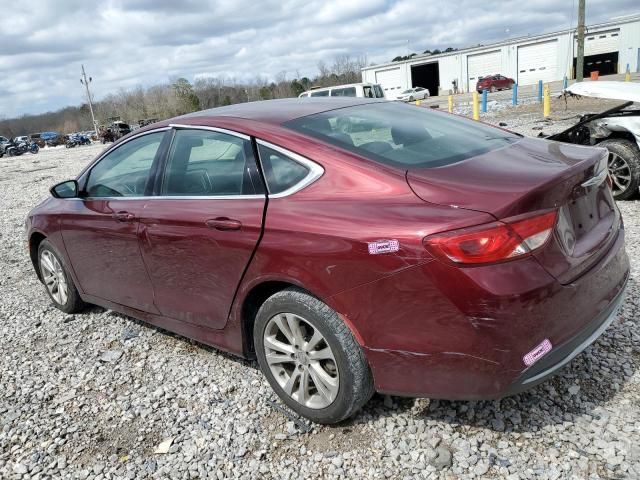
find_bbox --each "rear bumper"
[504,279,626,395]
[338,225,629,399]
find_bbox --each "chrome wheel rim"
[40,250,68,305]
[263,313,339,409]
[608,151,631,196]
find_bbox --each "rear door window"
[310,90,329,97]
[161,129,259,196]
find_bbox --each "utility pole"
[576,0,586,82]
[80,65,99,137]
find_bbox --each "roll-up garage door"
[375,67,403,98]
[517,40,558,85]
[580,30,620,56]
[467,50,501,86]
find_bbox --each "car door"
[60,130,169,312]
[139,127,266,329]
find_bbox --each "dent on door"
[138,198,265,329]
[60,198,159,313]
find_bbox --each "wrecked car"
[549,81,640,200]
[26,99,629,423]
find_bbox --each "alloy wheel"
[608,151,632,196]
[40,250,68,305]
[263,312,339,409]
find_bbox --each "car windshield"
[401,89,413,94]
[285,102,520,169]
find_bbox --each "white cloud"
[0,0,637,117]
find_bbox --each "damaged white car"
[549,81,640,200]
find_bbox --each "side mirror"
[50,180,79,199]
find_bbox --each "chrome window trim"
[80,125,261,201]
[80,194,265,201]
[169,124,250,140]
[255,139,324,198]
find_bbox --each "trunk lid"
[407,137,619,284]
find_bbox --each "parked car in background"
[299,83,385,99]
[476,74,515,93]
[26,98,628,424]
[111,121,131,137]
[548,81,640,200]
[396,87,430,102]
[40,132,63,147]
[14,135,29,143]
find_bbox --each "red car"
[26,98,628,424]
[476,74,515,93]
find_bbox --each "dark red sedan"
[26,98,628,424]
[476,74,515,93]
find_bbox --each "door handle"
[205,217,242,231]
[113,211,135,222]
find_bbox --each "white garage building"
[362,15,640,98]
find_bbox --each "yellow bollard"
[448,95,453,113]
[626,71,631,82]
[416,99,421,106]
[543,84,551,118]
[472,92,479,120]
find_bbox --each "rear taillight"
[424,210,557,265]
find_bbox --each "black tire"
[408,96,414,102]
[37,240,85,313]
[254,288,374,424]
[600,139,640,201]
[490,86,497,93]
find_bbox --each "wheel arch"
[238,279,365,359]
[29,231,47,282]
[595,130,637,145]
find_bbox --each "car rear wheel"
[38,240,85,313]
[254,288,374,424]
[600,139,640,200]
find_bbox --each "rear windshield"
[285,102,519,169]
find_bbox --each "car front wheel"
[254,288,374,424]
[600,139,640,200]
[38,240,85,313]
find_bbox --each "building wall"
[620,21,640,72]
[363,17,640,96]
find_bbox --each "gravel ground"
[1,116,639,480]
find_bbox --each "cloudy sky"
[0,0,638,117]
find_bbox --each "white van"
[299,83,386,99]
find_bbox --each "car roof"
[177,97,388,125]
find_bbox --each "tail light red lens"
[424,210,557,265]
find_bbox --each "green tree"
[290,79,305,96]
[172,78,200,113]
[259,87,272,100]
